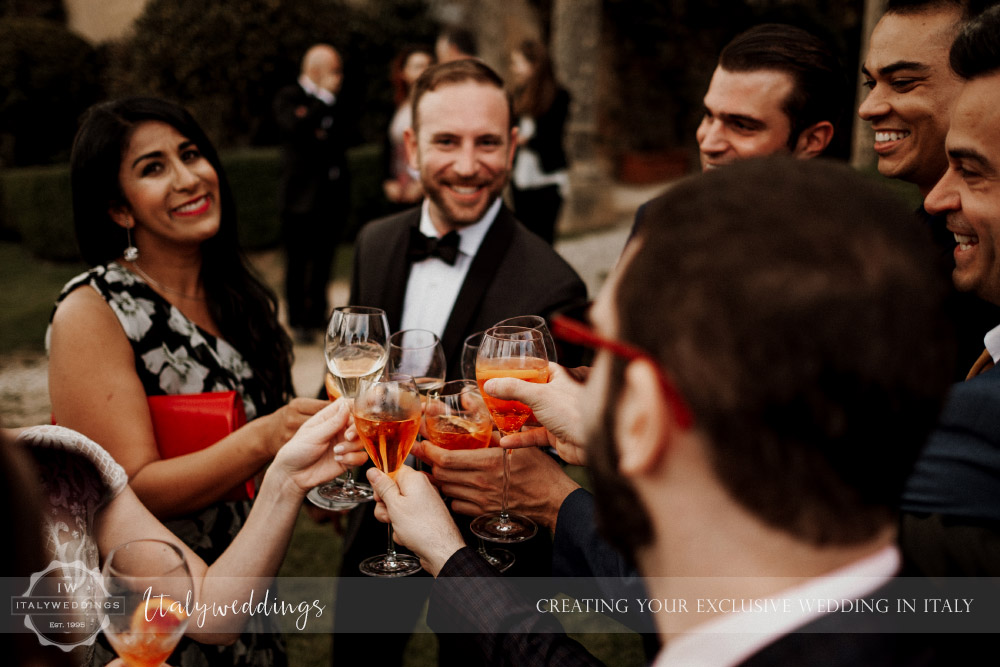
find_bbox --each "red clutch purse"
[147,390,256,501]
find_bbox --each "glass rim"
[333,305,387,316]
[482,325,544,341]
[494,315,546,328]
[104,538,188,578]
[434,379,481,396]
[388,328,441,349]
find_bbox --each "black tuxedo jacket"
[349,203,588,378]
[428,553,971,667]
[273,82,352,215]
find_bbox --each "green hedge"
[0,142,386,261]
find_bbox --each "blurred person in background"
[508,38,571,245]
[383,45,434,209]
[274,43,353,343]
[435,26,478,63]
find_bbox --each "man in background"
[274,44,352,342]
[632,23,847,236]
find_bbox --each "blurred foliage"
[602,0,862,155]
[0,0,64,22]
[107,0,437,149]
[0,17,104,166]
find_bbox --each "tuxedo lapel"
[439,207,516,372]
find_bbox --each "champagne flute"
[472,326,549,542]
[493,315,558,364]
[388,329,447,398]
[424,380,515,572]
[355,373,424,577]
[102,539,193,667]
[308,306,390,508]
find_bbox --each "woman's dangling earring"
[124,222,139,262]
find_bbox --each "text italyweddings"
[143,587,325,630]
[536,597,975,615]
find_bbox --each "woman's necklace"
[127,260,206,301]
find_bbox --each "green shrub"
[0,164,76,260]
[1,143,386,260]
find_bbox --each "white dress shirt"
[399,198,501,338]
[653,545,900,667]
[984,323,1000,363]
[298,74,336,106]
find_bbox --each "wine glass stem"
[499,447,512,522]
[386,523,398,563]
[342,467,356,490]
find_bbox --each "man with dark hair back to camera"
[331,58,586,667]
[859,0,1000,378]
[897,4,1000,575]
[371,157,972,665]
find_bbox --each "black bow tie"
[407,227,461,266]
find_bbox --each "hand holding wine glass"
[473,326,549,543]
[102,539,193,667]
[309,306,389,509]
[354,373,424,577]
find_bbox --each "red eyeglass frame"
[550,314,695,430]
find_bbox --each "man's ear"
[615,359,674,477]
[404,126,419,172]
[792,120,834,159]
[108,205,133,230]
[507,126,519,166]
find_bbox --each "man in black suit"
[332,59,586,666]
[371,157,967,665]
[274,43,352,342]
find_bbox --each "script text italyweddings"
[141,586,325,631]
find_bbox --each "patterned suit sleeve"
[428,547,605,667]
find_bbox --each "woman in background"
[383,45,434,207]
[509,38,571,245]
[47,97,329,666]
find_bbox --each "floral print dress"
[48,262,286,667]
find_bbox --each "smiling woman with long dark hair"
[47,97,327,667]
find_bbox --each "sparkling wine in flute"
[356,412,421,477]
[476,360,550,434]
[425,414,493,450]
[326,342,388,399]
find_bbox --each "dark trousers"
[282,210,339,330]
[511,183,563,245]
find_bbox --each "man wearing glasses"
[369,157,967,664]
